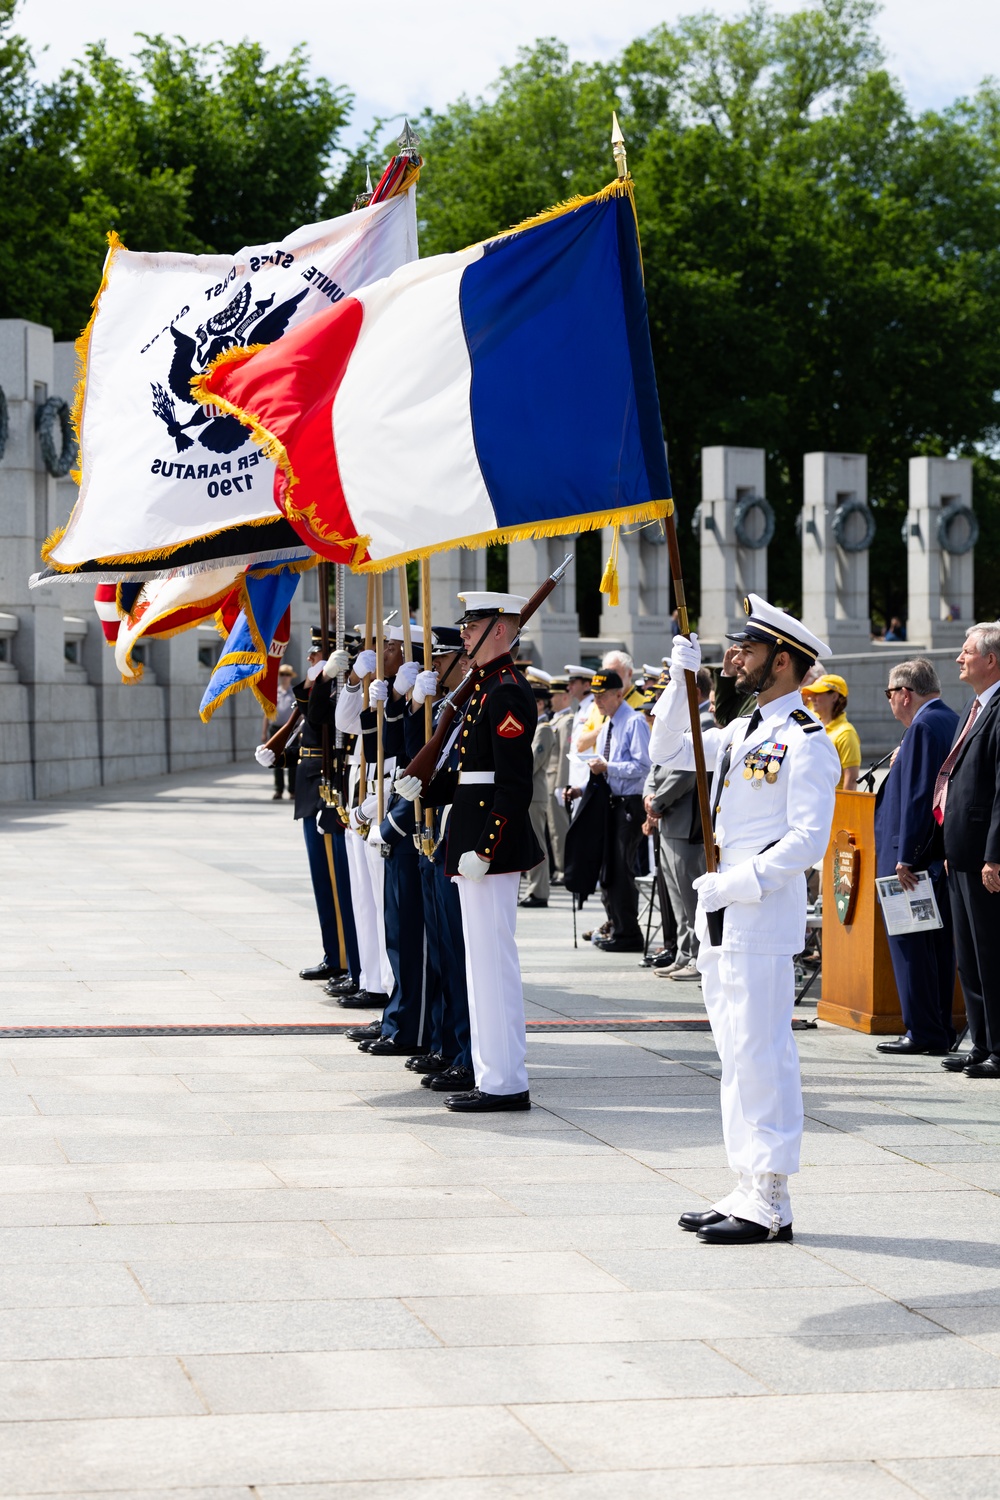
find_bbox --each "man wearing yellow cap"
[801,674,861,791]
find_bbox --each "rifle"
[402,554,571,792]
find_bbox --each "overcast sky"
[17,0,999,148]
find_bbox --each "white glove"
[307,659,326,682]
[692,871,726,912]
[361,793,379,821]
[254,745,275,768]
[394,772,423,802]
[458,850,490,883]
[366,821,385,849]
[354,649,377,678]
[670,631,701,677]
[412,669,439,706]
[367,678,389,707]
[323,648,351,679]
[393,660,420,695]
[349,806,367,832]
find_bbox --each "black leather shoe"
[596,936,645,954]
[942,1051,988,1072]
[324,976,359,997]
[425,1065,475,1091]
[364,1037,429,1057]
[964,1056,1000,1079]
[678,1209,727,1233]
[300,962,341,981]
[876,1037,949,1055]
[338,990,388,1010]
[697,1215,793,1245]
[651,949,678,969]
[344,1020,382,1042]
[518,895,548,908]
[407,1052,449,1074]
[444,1088,531,1112]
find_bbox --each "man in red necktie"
[937,624,1000,1077]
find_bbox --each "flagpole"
[420,557,434,854]
[358,577,375,798]
[374,574,386,825]
[611,114,719,916]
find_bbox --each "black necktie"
[712,707,763,829]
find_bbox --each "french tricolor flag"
[196,181,672,570]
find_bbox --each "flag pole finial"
[611,111,627,179]
[398,118,420,157]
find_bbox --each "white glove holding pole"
[393,660,420,695]
[254,745,275,768]
[366,821,385,849]
[670,631,701,677]
[394,773,423,803]
[367,678,389,708]
[353,649,377,679]
[694,862,762,911]
[458,851,490,883]
[323,649,351,680]
[361,793,379,821]
[307,659,326,681]
[412,669,439,706]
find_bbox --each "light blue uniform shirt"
[599,701,651,796]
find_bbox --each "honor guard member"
[403,628,475,1093]
[396,592,543,1112]
[650,595,840,1243]
[358,629,432,1057]
[255,633,360,987]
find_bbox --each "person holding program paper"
[873,659,958,1057]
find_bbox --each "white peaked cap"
[564,663,594,679]
[726,592,831,661]
[525,667,553,684]
[455,591,528,621]
[386,624,431,644]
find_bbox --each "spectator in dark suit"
[874,659,959,1056]
[936,623,1000,1076]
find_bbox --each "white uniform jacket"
[650,682,840,954]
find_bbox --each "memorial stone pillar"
[801,451,874,655]
[596,523,671,670]
[507,536,579,670]
[907,457,976,649]
[697,447,771,647]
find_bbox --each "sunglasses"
[884,686,904,698]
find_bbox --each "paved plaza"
[2,766,1000,1498]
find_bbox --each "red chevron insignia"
[497,711,525,738]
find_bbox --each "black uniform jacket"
[287,675,334,821]
[425,653,544,877]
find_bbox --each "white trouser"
[696,918,800,1228]
[456,871,528,1095]
[344,831,393,997]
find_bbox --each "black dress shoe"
[344,1020,382,1042]
[338,990,388,1010]
[444,1088,530,1112]
[697,1215,793,1245]
[518,895,548,909]
[876,1037,949,1055]
[407,1052,450,1074]
[942,1051,988,1072]
[678,1209,727,1233]
[651,949,678,969]
[596,936,645,954]
[324,976,359,997]
[964,1056,1000,1078]
[364,1037,429,1057]
[425,1064,475,1092]
[300,961,341,981]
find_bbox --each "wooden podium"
[817,789,965,1035]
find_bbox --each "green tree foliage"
[0,4,350,339]
[414,2,1000,625]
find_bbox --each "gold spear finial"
[611,111,627,179]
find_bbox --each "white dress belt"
[459,771,495,785]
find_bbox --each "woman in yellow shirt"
[801,673,861,790]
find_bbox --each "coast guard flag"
[196,179,672,571]
[37,188,418,584]
[110,564,247,680]
[200,564,301,722]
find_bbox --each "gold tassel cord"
[599,525,621,609]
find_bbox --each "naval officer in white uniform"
[650,595,840,1243]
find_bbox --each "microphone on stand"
[858,746,897,793]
